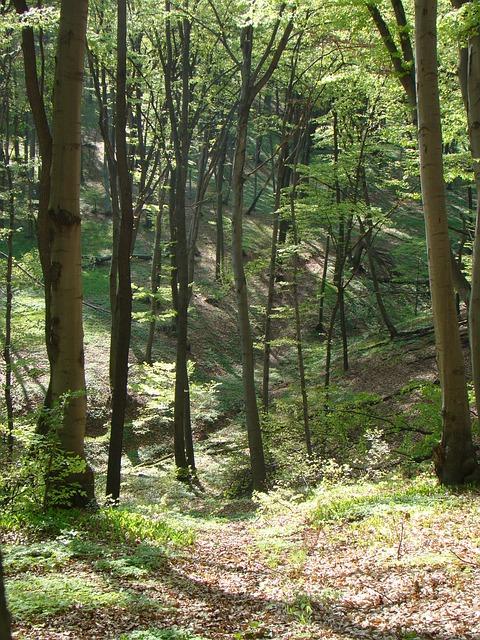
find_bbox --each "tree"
[450,0,480,423]
[415,0,478,484]
[45,0,94,504]
[0,547,11,640]
[105,0,135,501]
[229,3,294,490]
[13,0,54,409]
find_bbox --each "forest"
[0,0,480,638]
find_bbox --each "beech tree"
[415,0,478,484]
[43,0,94,503]
[227,3,294,490]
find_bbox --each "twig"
[451,550,480,568]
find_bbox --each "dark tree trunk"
[106,0,134,501]
[290,146,312,457]
[0,548,12,640]
[13,0,54,415]
[2,162,14,460]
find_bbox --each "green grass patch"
[310,476,452,526]
[7,572,153,621]
[3,541,71,575]
[0,506,195,547]
[94,542,167,578]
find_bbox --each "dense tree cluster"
[1,0,480,631]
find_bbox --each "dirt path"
[12,492,480,640]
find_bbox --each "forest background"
[0,1,480,639]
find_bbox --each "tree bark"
[47,0,94,504]
[0,547,12,640]
[106,0,134,500]
[232,96,267,490]
[13,0,54,415]
[290,145,312,457]
[145,180,167,364]
[2,161,14,461]
[466,36,480,425]
[332,112,349,372]
[415,0,478,484]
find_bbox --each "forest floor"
[4,473,480,640]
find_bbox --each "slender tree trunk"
[172,161,191,473]
[145,180,167,364]
[230,12,293,489]
[0,548,11,640]
[262,135,288,413]
[215,133,227,281]
[466,38,480,423]
[187,127,210,303]
[106,0,134,500]
[324,298,340,392]
[290,150,312,457]
[183,372,195,470]
[159,2,194,474]
[415,0,478,484]
[87,52,121,389]
[362,171,397,338]
[47,0,94,504]
[13,0,54,415]
[232,98,267,490]
[317,235,330,335]
[2,163,14,461]
[332,112,349,371]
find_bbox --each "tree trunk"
[362,170,397,338]
[106,0,134,501]
[232,97,267,491]
[13,0,54,415]
[47,0,94,504]
[2,161,14,461]
[262,133,288,413]
[187,127,210,303]
[290,148,312,457]
[466,37,480,424]
[87,52,121,389]
[332,112,349,372]
[0,548,12,640]
[415,0,478,484]
[317,235,330,335]
[145,180,167,364]
[215,132,227,281]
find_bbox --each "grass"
[309,476,453,526]
[0,505,195,547]
[7,572,154,621]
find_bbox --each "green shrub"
[0,393,89,510]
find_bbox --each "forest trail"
[157,507,480,640]
[9,478,480,640]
